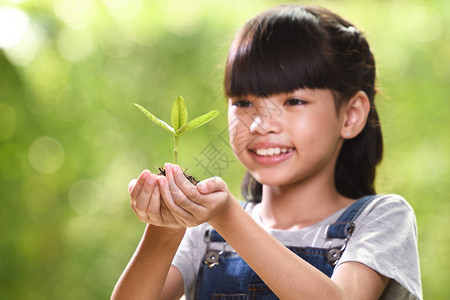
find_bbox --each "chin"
[250,172,289,187]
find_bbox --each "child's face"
[228,88,346,187]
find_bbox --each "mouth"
[250,147,295,157]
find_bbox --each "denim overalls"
[193,195,378,300]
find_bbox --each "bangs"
[224,6,332,98]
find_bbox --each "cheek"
[284,114,313,140]
[286,112,339,145]
[227,110,253,153]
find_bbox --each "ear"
[340,91,370,139]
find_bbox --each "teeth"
[254,147,291,156]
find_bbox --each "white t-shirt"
[172,194,422,299]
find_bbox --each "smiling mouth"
[250,147,295,157]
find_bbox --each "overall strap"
[327,195,380,239]
[205,201,250,243]
[206,228,226,243]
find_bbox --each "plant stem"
[173,135,179,164]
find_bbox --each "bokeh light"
[53,0,97,30]
[0,6,29,49]
[68,179,106,215]
[56,27,95,62]
[28,136,65,174]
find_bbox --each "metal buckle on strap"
[203,228,225,269]
[204,250,223,269]
[327,223,355,266]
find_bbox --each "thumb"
[196,176,227,194]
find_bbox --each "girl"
[112,5,422,300]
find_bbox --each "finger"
[171,166,228,226]
[143,179,164,224]
[147,175,162,216]
[160,200,182,228]
[129,170,150,217]
[130,170,151,198]
[152,180,185,228]
[159,173,193,227]
[128,179,137,193]
[134,174,157,220]
[172,165,201,205]
[158,171,193,220]
[196,176,228,195]
[168,164,201,208]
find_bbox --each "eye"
[232,100,253,108]
[285,98,306,106]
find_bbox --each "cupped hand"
[129,170,183,228]
[159,163,232,227]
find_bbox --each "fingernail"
[146,175,154,184]
[173,165,181,175]
[128,179,137,192]
[158,176,166,185]
[164,163,170,172]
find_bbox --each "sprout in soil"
[134,96,219,184]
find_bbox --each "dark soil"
[157,166,199,185]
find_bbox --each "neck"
[259,178,353,230]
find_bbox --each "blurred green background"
[0,0,448,298]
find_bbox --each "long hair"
[224,5,383,202]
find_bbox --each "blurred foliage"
[0,0,448,299]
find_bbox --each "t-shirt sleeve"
[335,194,422,300]
[171,224,208,300]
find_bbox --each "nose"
[249,114,282,135]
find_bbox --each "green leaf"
[171,96,188,131]
[178,110,219,135]
[133,103,176,135]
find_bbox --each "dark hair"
[224,5,383,202]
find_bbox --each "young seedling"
[134,96,219,183]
